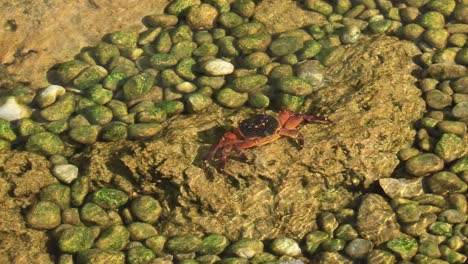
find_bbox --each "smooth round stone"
[128,222,158,241]
[295,60,324,87]
[186,3,218,30]
[277,77,314,96]
[80,202,110,227]
[26,131,65,156]
[166,235,203,254]
[270,237,301,257]
[201,59,234,76]
[427,171,468,195]
[438,209,468,224]
[405,153,444,176]
[0,97,32,121]
[437,120,466,135]
[40,183,71,210]
[37,85,66,108]
[344,238,373,259]
[216,88,248,108]
[26,201,61,230]
[198,234,229,255]
[176,82,198,93]
[145,235,167,255]
[434,133,465,162]
[425,90,452,109]
[229,238,264,259]
[58,226,95,253]
[396,202,421,223]
[452,101,468,118]
[52,164,79,184]
[130,195,162,223]
[185,93,213,113]
[69,125,101,145]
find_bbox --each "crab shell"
[236,113,280,139]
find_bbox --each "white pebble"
[52,164,79,184]
[37,85,66,108]
[201,59,234,76]
[0,97,32,121]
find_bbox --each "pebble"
[295,60,324,87]
[304,231,329,255]
[405,153,444,176]
[52,164,79,184]
[91,188,129,209]
[127,246,156,264]
[166,235,203,254]
[452,101,468,119]
[334,224,358,241]
[40,183,71,210]
[437,120,466,135]
[80,202,110,227]
[0,97,32,121]
[128,222,158,241]
[26,131,65,156]
[229,238,264,259]
[36,85,66,108]
[379,177,424,199]
[438,209,468,224]
[58,226,95,253]
[201,58,234,76]
[145,235,167,255]
[366,250,396,264]
[425,90,452,109]
[270,237,301,257]
[344,238,373,259]
[130,195,162,223]
[198,234,229,255]
[386,237,418,260]
[434,133,465,162]
[26,201,61,230]
[427,171,468,195]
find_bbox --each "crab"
[203,109,331,173]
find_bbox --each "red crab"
[204,109,331,173]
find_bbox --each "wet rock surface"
[72,35,425,240]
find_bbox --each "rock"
[40,93,75,121]
[36,85,66,108]
[26,201,61,230]
[186,93,213,113]
[344,238,373,259]
[128,222,158,241]
[201,58,234,76]
[76,249,125,264]
[236,34,272,54]
[186,4,218,30]
[166,0,201,16]
[26,131,64,156]
[145,235,167,255]
[429,222,453,237]
[440,245,467,264]
[269,36,303,56]
[379,177,424,199]
[386,237,418,260]
[88,189,127,211]
[270,237,301,257]
[127,123,163,139]
[0,118,17,142]
[366,250,396,264]
[130,195,162,223]
[438,209,467,224]
[232,74,268,93]
[80,202,110,227]
[127,246,155,264]
[69,125,101,145]
[418,11,445,29]
[434,133,465,162]
[452,101,468,119]
[425,90,452,109]
[335,224,358,241]
[405,153,444,176]
[425,63,468,80]
[198,234,229,255]
[229,238,264,259]
[321,238,346,252]
[72,65,108,90]
[304,231,329,255]
[277,77,314,96]
[216,87,248,108]
[0,97,32,121]
[427,171,468,195]
[71,176,89,207]
[58,226,95,253]
[318,212,339,236]
[357,194,401,245]
[396,202,421,223]
[166,235,203,254]
[40,183,70,210]
[437,120,466,135]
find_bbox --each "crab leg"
[277,128,305,150]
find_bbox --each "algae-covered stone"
[425,90,452,109]
[194,30,213,44]
[128,222,158,241]
[160,69,184,87]
[77,249,125,264]
[231,22,264,38]
[144,14,178,27]
[150,53,178,70]
[201,58,234,76]
[170,25,193,44]
[400,23,425,41]
[193,43,219,57]
[427,171,467,194]
[305,0,333,15]
[100,122,127,141]
[237,34,271,54]
[315,46,346,66]
[154,31,173,54]
[26,131,64,156]
[109,31,138,48]
[170,41,198,60]
[439,209,467,224]
[334,224,358,241]
[386,237,418,260]
[145,235,167,255]
[106,100,128,119]
[130,195,162,223]
[187,4,218,30]
[437,121,466,136]
[137,107,167,123]
[270,238,301,257]
[185,93,213,113]
[176,82,198,93]
[440,245,467,264]
[276,93,304,112]
[197,76,225,90]
[56,60,89,84]
[426,63,468,80]
[91,188,128,209]
[232,74,268,93]
[26,201,61,230]
[127,246,155,264]
[242,52,269,69]
[59,226,95,253]
[128,123,163,138]
[321,238,346,252]
[297,40,322,60]
[216,88,248,108]
[405,153,444,176]
[455,48,468,65]
[396,202,421,223]
[156,100,185,115]
[40,93,75,121]
[176,58,197,81]
[94,42,120,66]
[429,222,453,237]
[198,234,229,255]
[82,105,113,125]
[229,238,263,259]
[216,36,239,57]
[72,65,108,90]
[94,225,130,251]
[80,202,110,227]
[434,133,465,162]
[123,72,155,101]
[248,93,270,108]
[452,101,468,119]
[418,11,445,29]
[166,0,201,16]
[218,12,243,28]
[232,0,255,18]
[270,64,293,79]
[344,238,373,260]
[87,85,113,105]
[166,235,203,254]
[69,125,100,145]
[426,0,456,16]
[277,77,314,96]
[453,3,468,24]
[269,36,303,57]
[423,29,449,50]
[17,118,45,137]
[52,164,79,185]
[71,176,89,207]
[0,118,16,141]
